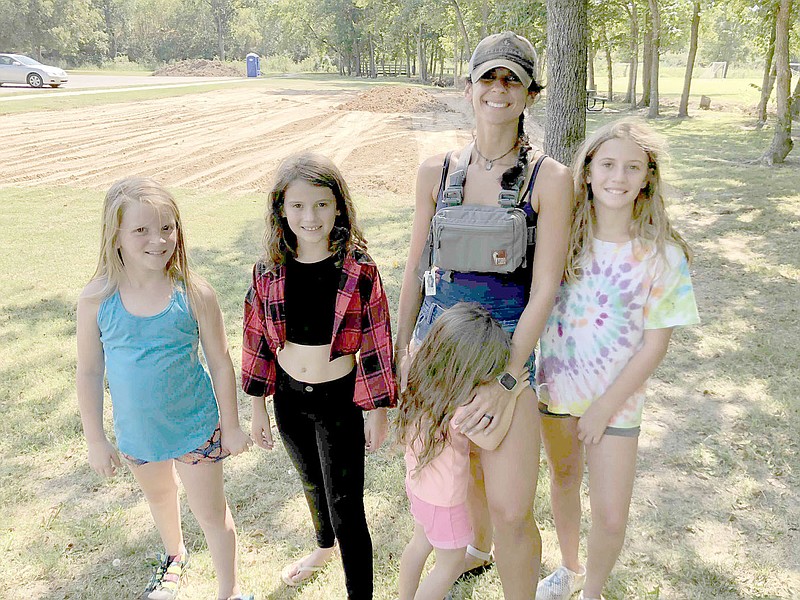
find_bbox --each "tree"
[624,0,639,107]
[756,3,778,126]
[646,0,660,117]
[678,0,700,118]
[545,0,588,166]
[761,0,793,164]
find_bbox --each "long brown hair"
[263,152,366,268]
[90,177,204,309]
[397,303,511,473]
[566,118,692,281]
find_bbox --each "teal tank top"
[97,288,219,462]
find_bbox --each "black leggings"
[273,365,372,599]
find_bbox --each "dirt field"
[0,85,472,197]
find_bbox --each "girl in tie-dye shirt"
[536,120,699,600]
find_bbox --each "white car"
[0,53,68,88]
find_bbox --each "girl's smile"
[587,137,649,213]
[117,202,178,272]
[282,179,338,257]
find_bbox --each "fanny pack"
[418,142,541,281]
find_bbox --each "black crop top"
[285,254,341,345]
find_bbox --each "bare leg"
[479,387,541,599]
[175,461,240,600]
[129,460,185,557]
[540,413,585,573]
[399,523,432,600]
[583,435,638,598]
[415,547,467,600]
[463,449,493,571]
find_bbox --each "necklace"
[474,141,518,171]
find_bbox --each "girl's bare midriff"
[277,341,356,384]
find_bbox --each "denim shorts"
[412,277,536,385]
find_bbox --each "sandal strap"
[466,544,493,562]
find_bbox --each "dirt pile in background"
[153,59,243,77]
[338,86,453,113]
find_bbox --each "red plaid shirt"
[241,248,397,410]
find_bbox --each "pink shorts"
[406,483,472,550]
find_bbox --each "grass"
[1,84,798,599]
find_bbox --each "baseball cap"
[469,31,537,89]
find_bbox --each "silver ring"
[482,413,494,424]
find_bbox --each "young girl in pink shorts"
[397,303,518,600]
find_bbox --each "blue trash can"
[246,53,260,78]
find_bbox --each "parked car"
[0,53,68,88]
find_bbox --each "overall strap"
[441,142,474,207]
[435,151,454,211]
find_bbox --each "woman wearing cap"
[395,31,571,598]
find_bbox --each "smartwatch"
[497,371,517,392]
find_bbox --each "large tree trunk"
[545,0,588,166]
[647,0,660,118]
[757,6,778,125]
[678,0,700,117]
[640,11,652,107]
[625,1,638,107]
[762,0,793,164]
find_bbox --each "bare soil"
[152,59,245,77]
[0,85,470,196]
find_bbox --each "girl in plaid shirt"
[242,153,397,598]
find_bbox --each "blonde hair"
[90,177,204,309]
[397,303,511,473]
[566,118,691,281]
[263,152,366,268]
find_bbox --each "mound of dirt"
[152,59,243,77]
[338,86,453,113]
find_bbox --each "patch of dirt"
[152,59,243,77]
[337,86,454,113]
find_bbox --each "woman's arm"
[455,158,572,436]
[76,283,121,477]
[578,327,673,444]
[395,154,447,354]
[195,281,252,456]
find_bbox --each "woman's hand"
[221,425,253,456]
[364,408,388,453]
[87,438,121,478]
[577,401,614,445]
[251,403,274,450]
[452,381,510,437]
[396,348,411,392]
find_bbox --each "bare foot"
[281,545,336,586]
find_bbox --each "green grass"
[1,85,798,598]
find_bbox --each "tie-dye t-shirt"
[537,238,699,428]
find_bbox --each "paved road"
[0,73,246,98]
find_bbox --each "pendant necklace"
[474,141,518,171]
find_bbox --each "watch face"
[499,372,516,391]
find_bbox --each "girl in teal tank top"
[76,177,254,600]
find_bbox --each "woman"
[395,31,572,598]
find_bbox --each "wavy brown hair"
[397,303,511,474]
[263,152,367,268]
[90,177,205,311]
[566,118,692,282]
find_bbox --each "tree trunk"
[545,0,588,166]
[369,32,376,78]
[418,23,428,82]
[640,14,652,107]
[762,0,793,164]
[757,6,778,125]
[678,0,700,118]
[405,34,412,77]
[647,0,660,118]
[790,75,800,119]
[450,0,471,58]
[480,0,488,39]
[603,25,613,100]
[587,38,595,92]
[626,1,638,106]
